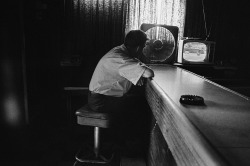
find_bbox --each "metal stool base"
[75,145,114,164]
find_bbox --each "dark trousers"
[87,91,126,113]
[87,91,128,143]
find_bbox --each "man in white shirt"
[88,30,154,113]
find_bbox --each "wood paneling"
[147,115,176,166]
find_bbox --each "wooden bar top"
[145,64,250,166]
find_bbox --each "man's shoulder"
[104,44,129,59]
[112,44,127,54]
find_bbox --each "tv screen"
[177,39,215,65]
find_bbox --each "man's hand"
[142,67,154,78]
[137,77,145,86]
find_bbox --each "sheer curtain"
[64,0,186,59]
[63,0,126,59]
[125,0,186,39]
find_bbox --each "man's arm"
[142,67,154,78]
[136,67,154,86]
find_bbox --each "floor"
[0,118,147,166]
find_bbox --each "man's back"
[89,44,145,97]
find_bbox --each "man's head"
[124,30,148,58]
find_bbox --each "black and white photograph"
[1,0,250,165]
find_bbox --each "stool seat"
[76,105,113,128]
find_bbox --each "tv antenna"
[201,0,212,40]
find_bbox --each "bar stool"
[74,104,115,165]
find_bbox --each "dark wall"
[1,0,30,159]
[22,0,66,126]
[1,1,27,128]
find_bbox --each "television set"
[177,39,216,65]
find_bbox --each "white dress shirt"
[89,44,146,97]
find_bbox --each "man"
[88,30,154,113]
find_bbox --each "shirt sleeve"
[118,58,146,85]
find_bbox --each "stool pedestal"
[74,105,115,165]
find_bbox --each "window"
[125,0,186,39]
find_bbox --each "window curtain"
[125,0,186,39]
[63,0,127,61]
[63,0,186,60]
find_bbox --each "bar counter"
[145,64,250,166]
